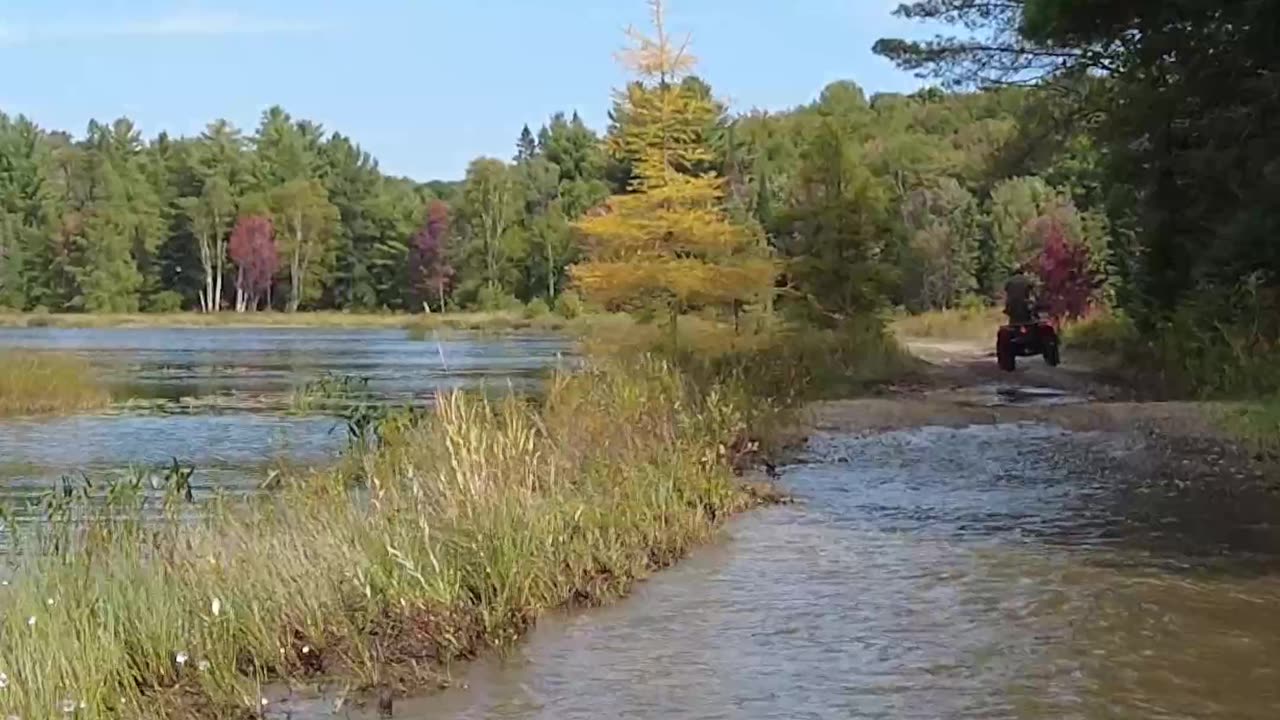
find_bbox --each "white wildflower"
[78,702,85,711]
[0,671,8,689]
[175,652,188,666]
[210,597,222,617]
[301,645,311,654]
[44,598,53,607]
[26,616,35,628]
[60,699,75,713]
[260,697,269,707]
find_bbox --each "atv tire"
[997,332,1016,372]
[1043,339,1061,367]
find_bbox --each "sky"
[0,0,932,181]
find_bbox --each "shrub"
[523,298,551,319]
[554,291,584,319]
[474,286,522,313]
[145,290,185,313]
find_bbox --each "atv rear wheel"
[1043,339,1061,367]
[997,331,1016,372]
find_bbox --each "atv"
[997,303,1060,372]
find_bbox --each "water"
[314,422,1280,720]
[0,328,569,505]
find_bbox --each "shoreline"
[0,311,597,332]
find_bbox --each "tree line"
[1,1,1129,323]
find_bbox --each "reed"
[0,351,109,416]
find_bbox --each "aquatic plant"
[0,351,110,417]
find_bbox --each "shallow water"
[290,423,1280,720]
[0,328,569,507]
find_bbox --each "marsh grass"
[0,357,783,719]
[0,351,110,416]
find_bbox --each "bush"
[474,286,522,313]
[145,290,185,313]
[523,298,551,319]
[1062,309,1137,355]
[554,291,584,319]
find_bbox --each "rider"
[1003,264,1037,325]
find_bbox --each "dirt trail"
[811,335,1230,449]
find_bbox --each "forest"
[0,66,1102,319]
[1,0,1277,394]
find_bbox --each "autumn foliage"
[569,0,776,325]
[228,215,279,311]
[409,200,455,311]
[1027,213,1097,323]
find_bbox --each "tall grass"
[890,307,1003,342]
[0,357,783,719]
[0,351,109,416]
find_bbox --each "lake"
[0,327,570,510]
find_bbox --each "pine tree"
[515,125,538,163]
[570,0,776,338]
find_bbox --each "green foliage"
[554,290,584,319]
[523,297,551,319]
[144,290,184,313]
[877,0,1280,399]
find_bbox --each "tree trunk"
[546,242,556,300]
[213,211,224,313]
[288,213,303,313]
[199,230,213,314]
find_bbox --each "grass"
[0,355,792,718]
[0,351,110,417]
[1216,397,1280,456]
[0,311,911,718]
[1060,309,1138,355]
[889,307,1003,342]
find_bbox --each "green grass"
[890,307,1003,342]
[1216,397,1280,456]
[0,355,788,719]
[0,351,110,416]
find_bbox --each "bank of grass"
[890,307,1003,342]
[0,315,910,718]
[0,351,110,416]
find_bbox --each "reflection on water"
[0,328,569,506]
[301,423,1280,720]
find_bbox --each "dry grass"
[0,350,110,416]
[0,357,781,719]
[890,307,1003,342]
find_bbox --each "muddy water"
[300,422,1280,720]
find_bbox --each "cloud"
[0,9,324,45]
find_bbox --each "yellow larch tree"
[569,0,777,337]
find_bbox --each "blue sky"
[0,1,931,180]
